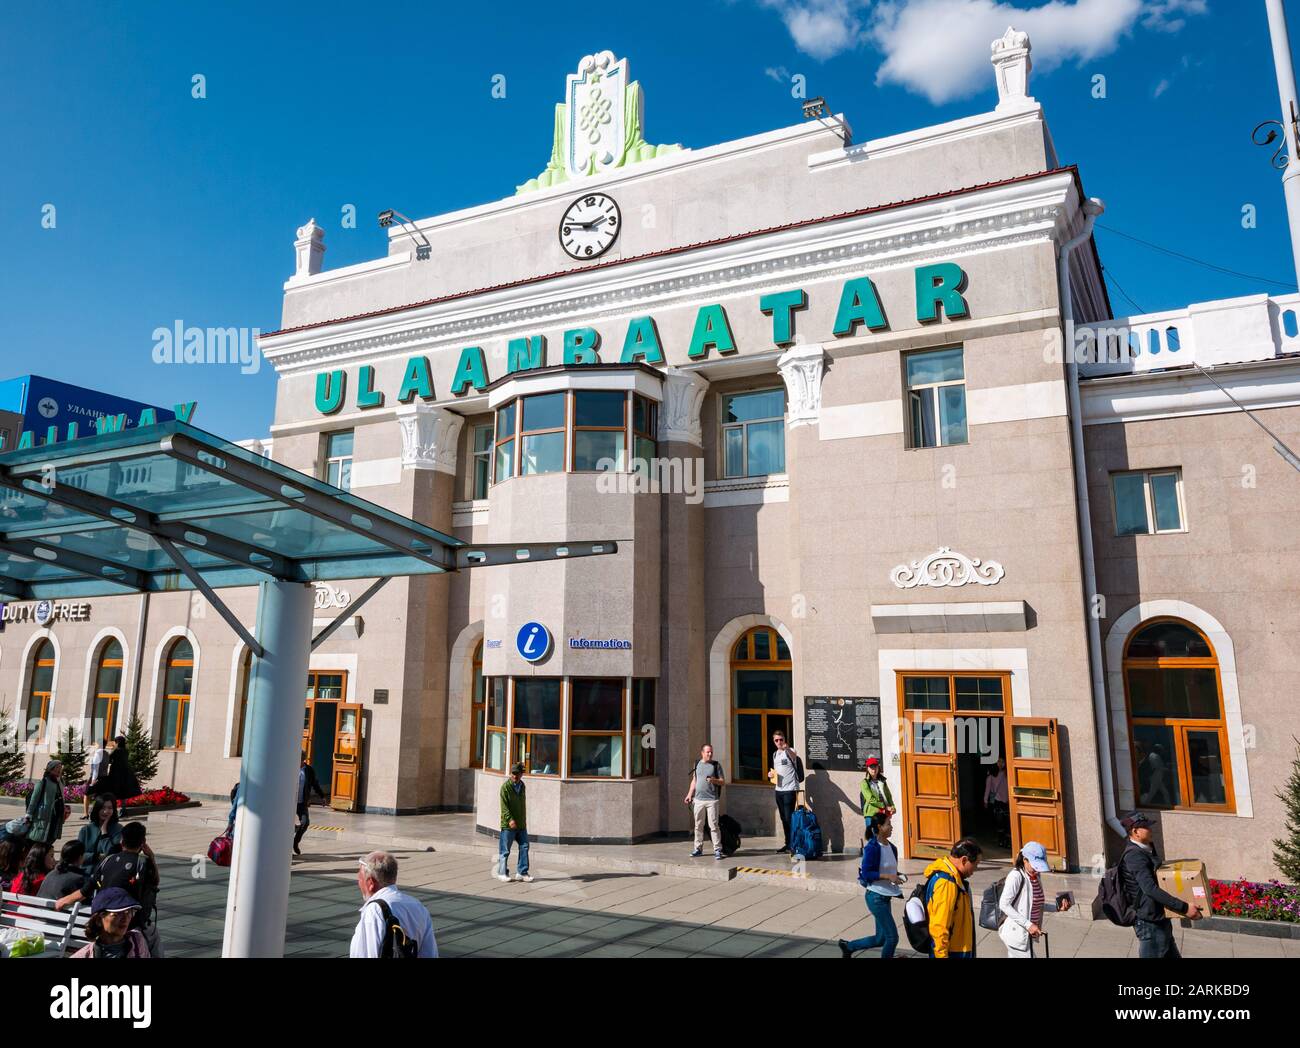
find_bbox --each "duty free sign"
[313,263,971,415]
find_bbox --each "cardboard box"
[1157,859,1209,919]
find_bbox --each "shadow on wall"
[806,773,854,855]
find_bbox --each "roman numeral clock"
[559,192,620,259]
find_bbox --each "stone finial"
[293,218,326,279]
[396,402,464,474]
[991,26,1035,113]
[777,343,826,429]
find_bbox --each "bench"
[1,891,91,957]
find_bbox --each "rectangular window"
[511,678,561,775]
[1112,469,1185,535]
[631,679,656,777]
[902,676,952,711]
[519,393,566,476]
[485,678,507,772]
[569,678,624,778]
[721,389,786,478]
[472,424,493,499]
[572,391,626,472]
[324,430,354,492]
[905,347,967,449]
[632,395,658,473]
[494,402,516,484]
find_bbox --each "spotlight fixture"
[376,208,432,261]
[801,96,827,119]
[800,96,850,145]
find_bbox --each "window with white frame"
[721,388,786,478]
[906,347,967,449]
[1112,469,1185,536]
[323,430,354,492]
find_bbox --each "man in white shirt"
[769,730,801,854]
[350,850,439,958]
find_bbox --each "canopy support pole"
[222,578,314,957]
[155,536,265,658]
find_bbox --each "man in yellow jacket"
[922,838,983,958]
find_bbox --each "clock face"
[559,193,620,260]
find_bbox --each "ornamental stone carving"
[396,402,464,474]
[777,343,826,428]
[293,218,325,279]
[658,367,709,446]
[991,26,1035,113]
[890,547,1005,589]
[313,582,351,610]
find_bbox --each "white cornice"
[261,171,1078,376]
[1080,357,1300,425]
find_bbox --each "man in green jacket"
[497,763,532,883]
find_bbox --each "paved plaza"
[72,807,1296,959]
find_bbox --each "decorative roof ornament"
[990,26,1035,113]
[891,547,1005,589]
[517,51,682,194]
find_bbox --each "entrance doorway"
[302,671,350,809]
[897,672,1067,870]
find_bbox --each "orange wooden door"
[330,703,363,812]
[901,710,958,859]
[1008,717,1067,871]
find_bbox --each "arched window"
[470,641,485,769]
[160,638,194,751]
[90,640,123,745]
[233,648,253,757]
[731,626,792,783]
[1123,618,1234,812]
[25,639,56,744]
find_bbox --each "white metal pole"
[1266,0,1300,285]
[221,579,314,958]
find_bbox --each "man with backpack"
[769,731,804,854]
[1119,813,1203,958]
[56,820,165,957]
[685,743,726,860]
[350,850,438,958]
[911,838,981,958]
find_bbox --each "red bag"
[208,831,233,867]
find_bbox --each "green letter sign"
[315,370,346,415]
[833,277,888,336]
[688,304,736,358]
[397,356,435,403]
[450,347,489,395]
[915,263,970,323]
[564,327,601,365]
[621,317,664,364]
[759,289,807,346]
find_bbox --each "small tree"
[124,714,158,789]
[54,723,87,783]
[1273,736,1300,883]
[0,706,24,784]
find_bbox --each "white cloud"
[1143,0,1208,33]
[760,0,869,60]
[871,0,1147,104]
[759,0,1207,104]
[1153,77,1170,97]
[765,65,793,82]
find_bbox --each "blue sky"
[0,0,1293,437]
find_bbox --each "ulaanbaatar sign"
[313,266,971,416]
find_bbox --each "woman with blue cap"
[998,840,1072,958]
[70,887,151,958]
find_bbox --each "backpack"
[903,869,960,954]
[789,806,823,860]
[718,814,742,856]
[208,830,233,868]
[692,761,723,792]
[1092,862,1136,927]
[978,870,1025,931]
[373,899,420,958]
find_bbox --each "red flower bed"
[121,786,191,808]
[1209,878,1300,923]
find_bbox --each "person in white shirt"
[84,741,107,819]
[349,850,439,958]
[767,730,801,854]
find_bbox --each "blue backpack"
[789,806,823,860]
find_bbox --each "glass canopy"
[0,421,490,599]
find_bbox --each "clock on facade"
[559,193,620,259]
